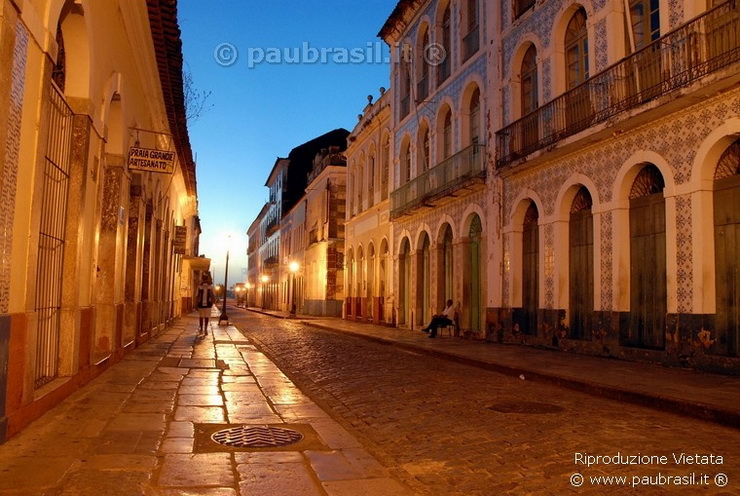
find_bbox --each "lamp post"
[219,244,230,325]
[289,261,299,316]
[260,274,270,310]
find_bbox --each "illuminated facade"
[344,90,394,324]
[0,0,200,441]
[491,0,740,372]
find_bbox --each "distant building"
[344,89,394,324]
[304,147,348,316]
[0,0,200,442]
[247,129,349,313]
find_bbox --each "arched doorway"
[569,187,593,339]
[399,238,411,326]
[367,243,376,321]
[714,141,740,356]
[357,246,364,319]
[418,233,431,325]
[379,240,388,322]
[466,215,483,332]
[345,248,354,318]
[626,164,666,349]
[438,224,454,311]
[522,203,539,335]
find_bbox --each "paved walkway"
[248,307,740,429]
[0,310,413,495]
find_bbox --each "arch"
[51,1,93,99]
[436,222,455,311]
[521,202,540,335]
[613,150,676,204]
[508,189,546,230]
[460,204,486,238]
[462,212,484,332]
[690,117,740,188]
[435,215,458,242]
[554,173,603,220]
[510,39,543,119]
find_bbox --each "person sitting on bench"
[421,299,455,338]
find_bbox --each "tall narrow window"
[368,153,376,207]
[419,127,431,172]
[438,4,452,85]
[521,45,539,115]
[463,0,480,61]
[401,140,412,184]
[400,54,411,119]
[443,109,453,159]
[565,8,591,131]
[381,134,390,200]
[515,0,535,19]
[565,8,589,89]
[468,87,481,146]
[418,28,431,101]
[629,0,660,50]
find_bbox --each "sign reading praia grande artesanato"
[128,146,176,174]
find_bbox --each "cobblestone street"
[230,308,740,496]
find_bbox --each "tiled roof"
[146,0,197,196]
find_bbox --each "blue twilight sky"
[178,1,398,286]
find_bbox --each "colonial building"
[344,89,395,324]
[0,0,200,442]
[379,0,492,333]
[248,129,349,315]
[304,146,347,317]
[490,0,740,372]
[246,203,269,308]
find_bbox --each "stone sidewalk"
[248,307,740,429]
[0,311,413,495]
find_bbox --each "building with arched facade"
[491,0,740,372]
[345,89,394,324]
[379,0,492,333]
[0,0,200,442]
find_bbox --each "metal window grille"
[34,83,72,388]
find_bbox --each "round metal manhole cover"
[211,426,304,448]
[488,402,564,414]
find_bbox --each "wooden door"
[714,173,740,356]
[522,205,539,335]
[569,190,593,339]
[628,193,666,349]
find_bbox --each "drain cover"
[488,401,564,414]
[211,426,304,448]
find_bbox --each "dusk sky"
[178,1,398,286]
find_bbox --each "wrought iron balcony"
[496,0,740,168]
[391,144,486,219]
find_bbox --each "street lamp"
[219,238,231,325]
[289,261,300,316]
[260,274,270,310]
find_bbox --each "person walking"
[421,299,455,338]
[196,273,215,335]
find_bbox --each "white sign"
[128,146,175,174]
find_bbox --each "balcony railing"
[463,27,480,62]
[496,0,740,168]
[391,144,486,218]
